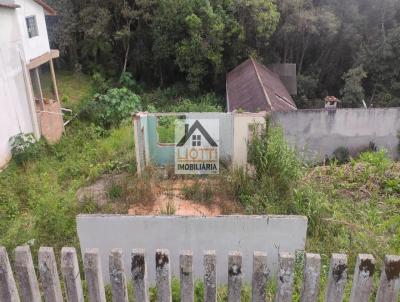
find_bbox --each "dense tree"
[47,0,400,107]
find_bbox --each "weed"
[108,184,123,200]
[160,200,176,215]
[332,146,350,164]
[182,181,214,204]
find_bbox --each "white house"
[0,0,63,168]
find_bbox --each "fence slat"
[325,253,348,302]
[0,247,20,302]
[14,246,41,302]
[61,247,84,302]
[180,250,194,302]
[83,248,106,302]
[349,254,375,302]
[228,251,242,302]
[375,255,400,302]
[131,249,149,302]
[155,249,172,302]
[38,247,63,302]
[300,253,321,302]
[109,249,128,302]
[252,251,268,302]
[204,250,217,302]
[275,252,294,302]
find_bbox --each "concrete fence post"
[275,252,295,302]
[38,247,63,302]
[228,251,242,302]
[131,249,149,302]
[109,249,128,302]
[300,253,321,302]
[155,249,172,302]
[349,254,375,302]
[83,248,106,302]
[325,253,348,302]
[252,251,268,302]
[0,247,20,302]
[14,245,41,302]
[375,255,400,302]
[180,250,194,302]
[204,250,217,302]
[61,247,84,302]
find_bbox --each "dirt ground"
[127,179,240,216]
[77,173,241,216]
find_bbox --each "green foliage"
[91,72,111,94]
[341,65,367,107]
[85,88,141,129]
[119,72,143,94]
[246,121,302,210]
[9,133,41,167]
[332,146,350,164]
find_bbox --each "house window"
[192,135,201,146]
[26,16,39,38]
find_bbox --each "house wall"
[272,108,400,160]
[14,0,51,62]
[77,214,308,284]
[0,8,38,168]
[232,114,266,167]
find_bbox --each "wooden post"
[180,251,194,302]
[49,59,60,104]
[131,249,149,302]
[349,254,375,302]
[300,253,321,302]
[275,252,295,302]
[83,249,106,302]
[375,255,400,302]
[325,254,348,302]
[155,249,172,302]
[61,247,84,302]
[109,249,128,302]
[204,251,217,302]
[14,246,41,302]
[34,68,45,111]
[0,247,20,302]
[38,247,63,302]
[252,251,268,302]
[228,251,242,302]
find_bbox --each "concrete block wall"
[272,108,400,161]
[76,215,308,284]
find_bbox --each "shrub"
[91,72,111,93]
[9,133,40,166]
[244,120,303,211]
[84,87,141,128]
[332,146,350,164]
[119,72,143,94]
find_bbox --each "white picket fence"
[0,246,399,302]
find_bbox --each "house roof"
[226,58,297,113]
[33,0,56,15]
[0,1,20,9]
[0,0,55,14]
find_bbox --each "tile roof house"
[0,0,63,168]
[226,58,297,113]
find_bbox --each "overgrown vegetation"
[228,121,400,268]
[47,0,400,107]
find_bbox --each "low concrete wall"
[272,108,400,160]
[77,215,307,284]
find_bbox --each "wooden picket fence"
[0,246,399,302]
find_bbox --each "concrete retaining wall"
[272,108,400,160]
[76,215,307,284]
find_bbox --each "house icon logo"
[175,119,219,174]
